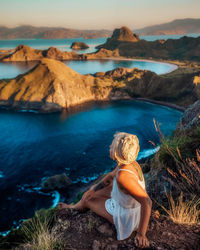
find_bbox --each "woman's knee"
[82,190,96,205]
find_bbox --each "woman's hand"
[134,232,150,248]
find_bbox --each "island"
[71,42,89,50]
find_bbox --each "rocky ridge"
[96,27,200,61]
[0,45,86,62]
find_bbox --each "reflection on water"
[0,61,37,79]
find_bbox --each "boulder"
[42,173,72,191]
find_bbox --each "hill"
[0,25,112,39]
[0,57,200,112]
[96,27,200,61]
[135,18,200,35]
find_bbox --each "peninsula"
[0,58,199,112]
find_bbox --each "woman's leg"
[84,193,114,224]
[58,185,113,223]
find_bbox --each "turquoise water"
[141,33,200,41]
[0,100,182,233]
[0,37,107,54]
[64,59,176,75]
[0,34,199,51]
[0,59,176,79]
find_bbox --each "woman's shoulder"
[117,162,143,181]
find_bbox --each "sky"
[0,0,200,30]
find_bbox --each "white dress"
[105,169,146,240]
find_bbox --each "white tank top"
[105,168,146,240]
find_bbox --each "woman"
[58,132,152,248]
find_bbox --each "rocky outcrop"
[96,27,200,61]
[109,26,139,42]
[86,48,119,59]
[42,46,85,60]
[180,100,200,130]
[0,45,85,62]
[71,42,89,50]
[1,45,43,62]
[96,26,139,51]
[50,209,200,250]
[42,174,72,192]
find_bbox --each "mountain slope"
[135,18,200,35]
[0,25,112,39]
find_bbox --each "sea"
[0,33,195,234]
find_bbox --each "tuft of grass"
[19,208,63,250]
[164,148,200,198]
[160,192,200,225]
[158,126,200,168]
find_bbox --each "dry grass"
[165,148,200,198]
[20,209,63,250]
[160,192,200,225]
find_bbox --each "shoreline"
[84,56,179,74]
[136,98,185,112]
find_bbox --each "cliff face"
[97,27,200,61]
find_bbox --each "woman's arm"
[117,171,152,248]
[90,166,118,192]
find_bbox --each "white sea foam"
[51,191,60,208]
[137,146,160,160]
[21,109,38,113]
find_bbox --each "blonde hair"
[109,132,140,164]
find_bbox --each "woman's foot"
[57,202,73,210]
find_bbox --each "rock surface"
[71,42,89,50]
[180,100,200,129]
[41,173,72,192]
[51,208,200,250]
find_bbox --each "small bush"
[158,126,200,168]
[160,192,200,225]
